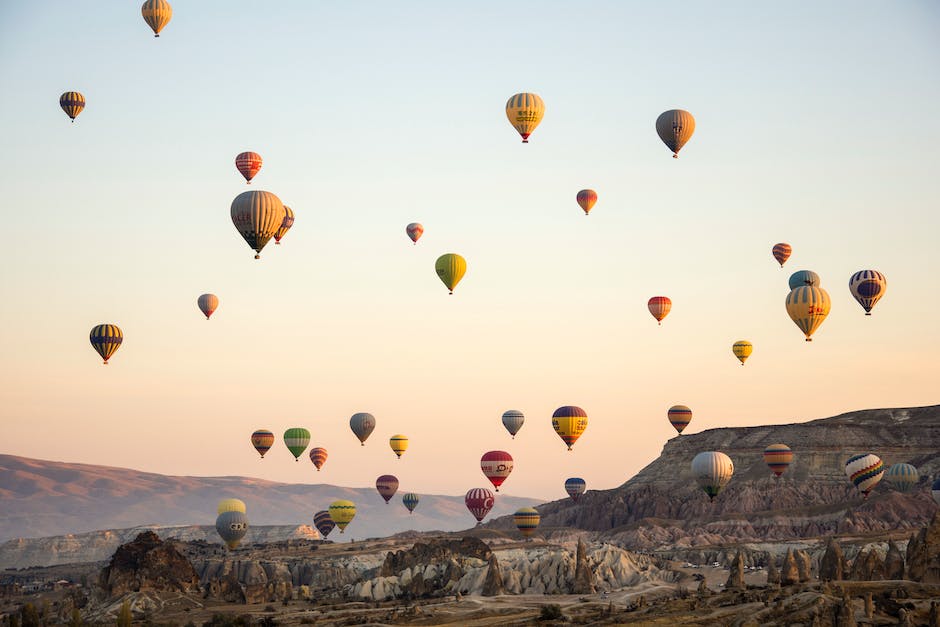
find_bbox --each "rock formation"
[850,548,885,581]
[781,548,800,586]
[381,537,491,577]
[795,549,813,582]
[766,555,780,585]
[481,555,504,596]
[834,593,857,627]
[725,551,745,590]
[572,538,595,595]
[884,540,904,580]
[906,510,940,583]
[820,537,844,581]
[98,531,199,597]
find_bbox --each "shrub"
[538,604,564,621]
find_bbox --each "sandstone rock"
[906,510,940,583]
[572,538,595,595]
[850,549,885,581]
[481,555,504,596]
[726,551,745,590]
[781,548,800,586]
[381,537,491,577]
[885,541,904,580]
[928,600,940,627]
[766,555,780,585]
[897,608,912,627]
[834,594,857,627]
[98,531,199,598]
[820,537,844,581]
[795,549,813,582]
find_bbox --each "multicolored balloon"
[217,498,246,514]
[763,444,793,478]
[844,453,884,499]
[59,91,85,123]
[576,189,597,216]
[251,430,274,459]
[376,475,399,503]
[655,109,695,158]
[501,410,525,438]
[505,93,545,143]
[849,270,887,316]
[328,500,356,533]
[197,293,219,320]
[309,447,328,471]
[274,206,294,244]
[283,428,310,461]
[435,253,467,294]
[313,510,335,538]
[402,492,420,514]
[235,152,262,184]
[141,0,172,37]
[349,413,376,446]
[788,270,820,290]
[481,451,514,492]
[884,463,918,493]
[514,507,541,539]
[691,451,734,502]
[89,324,123,365]
[389,434,408,459]
[465,488,495,524]
[230,190,285,259]
[552,406,588,451]
[786,286,831,342]
[732,341,753,366]
[772,243,792,268]
[215,511,248,549]
[648,296,672,325]
[667,405,692,434]
[406,223,424,245]
[564,478,586,502]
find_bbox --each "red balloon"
[465,487,495,523]
[375,475,399,503]
[480,450,514,492]
[235,151,262,184]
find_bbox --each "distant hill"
[0,455,539,543]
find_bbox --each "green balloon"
[283,427,310,461]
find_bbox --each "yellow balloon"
[435,254,467,294]
[389,434,409,459]
[785,286,831,341]
[551,406,588,451]
[328,500,356,533]
[141,0,172,37]
[732,341,752,366]
[505,93,545,143]
[217,498,246,515]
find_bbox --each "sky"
[0,1,938,505]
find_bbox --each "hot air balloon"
[141,0,172,37]
[481,451,514,492]
[564,478,586,502]
[350,413,376,446]
[514,507,541,539]
[465,488,495,524]
[235,152,262,184]
[215,511,249,549]
[89,324,122,365]
[274,206,294,244]
[390,434,408,459]
[406,223,424,245]
[217,498,246,514]
[375,475,399,503]
[59,92,85,123]
[884,463,918,493]
[691,451,734,502]
[501,410,525,438]
[845,453,884,499]
[849,270,887,316]
[552,406,588,451]
[933,478,940,505]
[402,493,420,514]
[251,430,275,459]
[788,270,820,290]
[732,341,753,366]
[309,447,328,471]
[763,444,793,478]
[772,243,792,268]
[786,286,831,341]
[656,109,695,158]
[435,253,467,294]
[283,428,310,461]
[230,190,285,259]
[505,93,545,143]
[197,293,219,320]
[328,500,356,533]
[667,405,692,434]
[648,296,672,325]
[314,510,335,538]
[576,189,597,216]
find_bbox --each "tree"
[69,609,84,627]
[20,603,39,627]
[116,599,132,627]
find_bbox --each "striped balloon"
[230,190,285,259]
[402,492,420,514]
[933,478,940,506]
[141,0,172,37]
[465,488,495,524]
[514,507,541,539]
[788,270,820,290]
[785,286,831,342]
[197,293,219,320]
[845,453,884,499]
[691,451,734,502]
[884,463,918,493]
[235,152,263,184]
[328,500,356,533]
[59,91,85,122]
[564,477,586,502]
[435,253,467,294]
[655,109,695,158]
[350,412,376,445]
[376,475,399,503]
[250,430,275,458]
[732,341,753,366]
[762,444,793,478]
[89,324,122,365]
[217,498,246,515]
[772,243,792,268]
[215,511,248,549]
[667,405,692,434]
[389,434,408,459]
[648,296,672,325]
[283,428,310,461]
[406,223,424,244]
[505,92,545,143]
[552,406,588,451]
[313,510,335,538]
[501,410,525,438]
[309,447,328,471]
[481,451,514,492]
[576,189,597,216]
[274,206,294,244]
[849,270,887,316]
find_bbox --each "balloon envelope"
[59,91,85,121]
[551,406,588,450]
[251,430,275,458]
[667,405,692,434]
[884,463,918,493]
[505,92,545,143]
[564,478,586,502]
[230,190,284,259]
[274,206,294,244]
[481,451,514,492]
[772,243,792,267]
[390,434,409,458]
[514,507,541,538]
[849,270,887,315]
[197,293,219,320]
[732,341,753,365]
[350,413,376,445]
[309,447,328,471]
[217,498,246,515]
[402,492,420,514]
[845,453,884,498]
[576,189,597,216]
[435,253,467,294]
[691,451,734,501]
[655,109,695,157]
[786,286,831,341]
[328,500,356,533]
[788,270,820,290]
[283,428,310,461]
[376,475,400,503]
[89,324,122,364]
[235,151,262,184]
[406,223,424,244]
[216,511,249,549]
[501,410,525,438]
[648,296,672,325]
[313,510,335,538]
[763,444,793,477]
[141,0,172,36]
[465,488,495,523]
